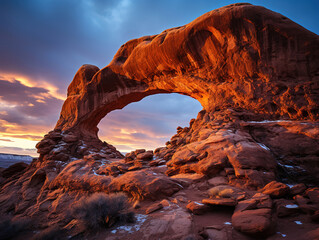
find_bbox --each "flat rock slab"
[186,201,210,215]
[202,198,237,207]
[170,173,206,183]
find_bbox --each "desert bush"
[0,217,32,240]
[32,226,67,240]
[70,192,134,230]
[208,186,235,198]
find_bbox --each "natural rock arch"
[37,3,319,162]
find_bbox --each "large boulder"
[108,169,182,200]
[261,181,290,198]
[232,193,275,237]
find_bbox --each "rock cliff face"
[1,3,319,240]
[56,3,318,137]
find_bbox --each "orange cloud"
[0,73,66,101]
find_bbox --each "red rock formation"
[55,3,318,140]
[1,3,319,240]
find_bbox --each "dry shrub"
[32,226,67,240]
[0,217,32,240]
[71,192,134,230]
[208,186,235,198]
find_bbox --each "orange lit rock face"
[56,3,319,140]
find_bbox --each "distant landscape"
[0,153,33,168]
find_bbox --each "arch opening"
[97,93,202,154]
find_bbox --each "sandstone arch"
[37,3,319,161]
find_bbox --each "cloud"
[0,77,63,126]
[0,146,37,157]
[0,139,13,142]
[98,93,202,151]
[0,77,63,155]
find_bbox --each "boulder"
[275,199,300,217]
[232,208,274,236]
[108,169,182,200]
[186,201,210,215]
[232,193,275,236]
[2,162,28,178]
[141,208,192,239]
[146,203,163,214]
[290,183,307,196]
[261,181,290,198]
[136,151,153,160]
[306,188,319,204]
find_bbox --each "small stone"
[146,203,163,214]
[290,183,307,196]
[160,199,170,207]
[186,201,210,215]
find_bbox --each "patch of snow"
[115,214,147,233]
[194,202,204,206]
[176,183,184,189]
[247,120,292,123]
[295,221,302,225]
[277,232,287,237]
[117,225,133,233]
[157,164,166,168]
[51,146,65,152]
[257,143,270,151]
[153,172,158,175]
[111,230,117,234]
[55,161,67,165]
[224,222,232,225]
[285,204,299,209]
[287,184,295,188]
[278,162,294,169]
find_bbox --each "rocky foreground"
[0,3,319,240]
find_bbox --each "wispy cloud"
[98,93,201,152]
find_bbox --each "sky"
[0,0,318,156]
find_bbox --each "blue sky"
[0,0,318,155]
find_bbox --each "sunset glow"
[0,0,318,157]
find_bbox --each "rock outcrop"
[0,3,318,240]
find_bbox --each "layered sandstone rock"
[0,3,318,240]
[36,3,319,164]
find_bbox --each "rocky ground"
[0,109,318,239]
